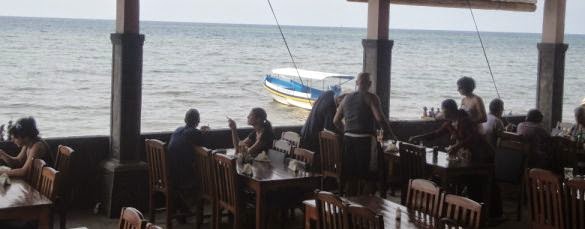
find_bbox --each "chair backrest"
[28,158,46,189]
[118,207,145,229]
[281,131,301,148]
[212,153,239,212]
[565,179,585,229]
[273,139,293,156]
[552,137,579,173]
[399,142,427,185]
[145,223,163,229]
[55,145,74,181]
[315,191,349,229]
[194,146,215,199]
[347,204,384,229]
[438,194,482,229]
[405,179,441,219]
[526,168,564,229]
[293,147,315,169]
[495,132,530,183]
[144,139,170,190]
[39,166,60,201]
[319,130,343,179]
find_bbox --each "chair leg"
[304,209,311,229]
[149,193,156,224]
[59,208,67,229]
[517,182,524,221]
[214,207,221,229]
[166,194,173,229]
[233,210,241,229]
[196,199,204,229]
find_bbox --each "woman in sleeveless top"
[457,77,487,134]
[0,117,51,178]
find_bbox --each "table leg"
[255,189,266,229]
[482,171,492,226]
[38,206,52,229]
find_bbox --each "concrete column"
[537,0,567,130]
[363,0,392,117]
[101,0,148,218]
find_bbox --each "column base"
[100,159,148,218]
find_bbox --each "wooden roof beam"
[347,0,537,12]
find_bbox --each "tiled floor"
[60,186,530,229]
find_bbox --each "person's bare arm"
[6,142,43,178]
[475,96,487,123]
[0,147,26,167]
[368,94,391,133]
[246,132,264,155]
[333,99,345,133]
[228,118,240,149]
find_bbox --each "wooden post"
[102,0,148,218]
[363,0,392,117]
[537,0,567,130]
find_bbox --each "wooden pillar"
[102,0,148,218]
[363,0,393,118]
[537,0,567,130]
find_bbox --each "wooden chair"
[565,179,585,229]
[118,207,146,229]
[399,142,428,204]
[405,179,441,222]
[347,204,384,229]
[292,147,315,170]
[145,223,163,229]
[39,166,61,202]
[319,130,344,194]
[315,191,349,229]
[438,194,482,229]
[526,168,565,229]
[551,136,579,174]
[281,131,301,148]
[212,153,243,229]
[144,139,176,229]
[193,146,216,229]
[495,131,530,220]
[54,145,74,229]
[273,139,293,156]
[27,158,46,189]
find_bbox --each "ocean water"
[0,16,584,137]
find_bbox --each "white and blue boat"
[263,68,354,110]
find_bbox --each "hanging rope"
[465,0,501,99]
[266,0,313,104]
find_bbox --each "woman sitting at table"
[0,117,51,177]
[228,107,274,156]
[409,99,503,219]
[409,99,491,163]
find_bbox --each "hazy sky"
[1,0,583,34]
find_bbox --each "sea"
[1,16,584,137]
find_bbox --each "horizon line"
[1,15,584,36]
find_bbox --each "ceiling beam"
[348,0,537,12]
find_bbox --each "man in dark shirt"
[167,109,208,214]
[333,72,391,195]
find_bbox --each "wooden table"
[381,142,494,223]
[0,179,53,229]
[224,149,321,229]
[303,195,436,229]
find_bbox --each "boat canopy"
[271,68,354,81]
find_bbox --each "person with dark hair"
[410,99,503,219]
[516,109,550,168]
[228,107,274,156]
[457,77,487,128]
[300,91,345,154]
[482,98,505,147]
[333,72,391,195]
[0,117,51,177]
[167,109,209,218]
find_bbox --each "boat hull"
[263,80,315,110]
